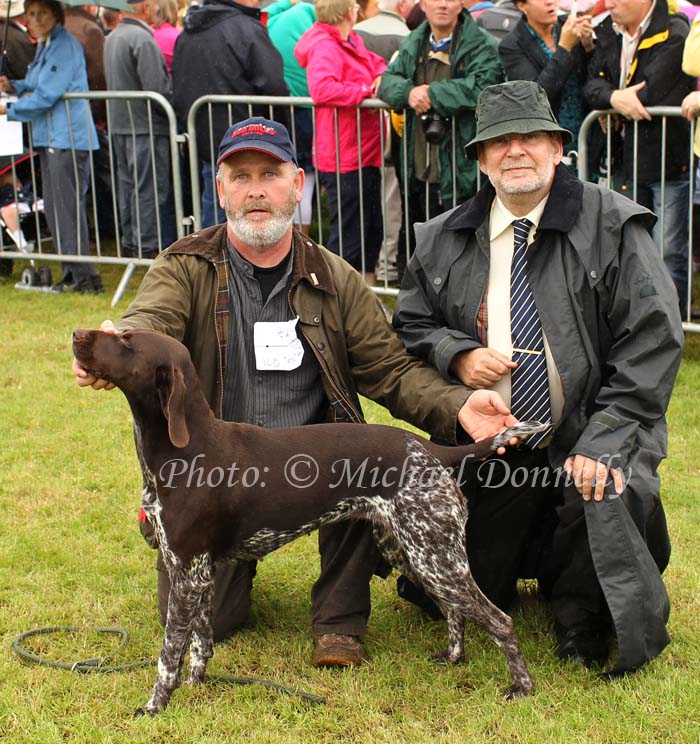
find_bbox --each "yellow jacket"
[682,18,700,154]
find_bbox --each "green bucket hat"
[464,81,573,160]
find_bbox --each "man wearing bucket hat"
[394,80,684,673]
[72,116,521,669]
[0,0,34,79]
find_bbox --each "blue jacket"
[8,25,98,151]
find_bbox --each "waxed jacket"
[378,11,503,205]
[583,0,695,185]
[8,25,98,151]
[295,23,387,173]
[394,164,684,671]
[117,225,470,444]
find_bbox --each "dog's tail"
[427,421,550,471]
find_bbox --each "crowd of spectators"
[0,0,698,307]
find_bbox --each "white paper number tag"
[253,317,304,371]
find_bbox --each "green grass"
[1,261,699,743]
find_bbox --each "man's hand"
[610,82,651,121]
[449,348,517,388]
[408,84,432,115]
[457,389,519,451]
[73,319,117,390]
[564,454,625,502]
[371,75,382,97]
[681,90,700,122]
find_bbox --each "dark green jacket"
[377,11,503,205]
[118,225,470,443]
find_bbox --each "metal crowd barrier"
[0,92,697,330]
[0,91,185,305]
[578,107,698,331]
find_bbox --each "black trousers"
[157,519,380,643]
[447,447,610,632]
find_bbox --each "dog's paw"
[430,649,466,665]
[133,706,157,718]
[503,681,534,700]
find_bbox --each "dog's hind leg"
[456,579,533,699]
[426,567,534,699]
[136,556,212,716]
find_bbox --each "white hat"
[0,0,26,18]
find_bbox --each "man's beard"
[225,189,297,247]
[488,158,555,196]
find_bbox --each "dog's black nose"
[73,329,90,343]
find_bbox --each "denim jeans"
[635,179,690,315]
[200,160,224,228]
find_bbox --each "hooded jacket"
[172,0,288,162]
[583,0,695,184]
[295,23,386,173]
[394,163,684,671]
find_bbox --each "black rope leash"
[12,626,326,705]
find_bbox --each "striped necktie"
[510,218,551,447]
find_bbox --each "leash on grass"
[11,626,326,705]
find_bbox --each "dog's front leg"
[135,565,206,716]
[186,563,217,686]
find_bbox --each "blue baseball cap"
[217,117,298,167]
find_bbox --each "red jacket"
[295,22,386,172]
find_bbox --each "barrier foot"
[111,262,136,308]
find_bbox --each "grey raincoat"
[394,163,684,671]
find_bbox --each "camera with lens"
[419,112,450,145]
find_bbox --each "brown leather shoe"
[312,633,368,668]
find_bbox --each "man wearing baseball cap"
[394,81,683,674]
[72,116,521,667]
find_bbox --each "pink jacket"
[295,22,387,173]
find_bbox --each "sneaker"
[50,272,77,293]
[312,633,367,668]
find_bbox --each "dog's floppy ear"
[156,365,190,448]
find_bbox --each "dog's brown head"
[72,329,192,448]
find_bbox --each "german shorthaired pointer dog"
[72,328,543,715]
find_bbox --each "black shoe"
[397,575,443,620]
[555,624,610,668]
[51,273,104,295]
[86,274,105,294]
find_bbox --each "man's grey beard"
[226,190,297,247]
[488,159,555,196]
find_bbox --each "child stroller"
[0,149,51,286]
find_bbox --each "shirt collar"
[489,194,549,241]
[613,0,656,39]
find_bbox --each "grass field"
[1,262,699,744]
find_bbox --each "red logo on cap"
[232,124,277,139]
